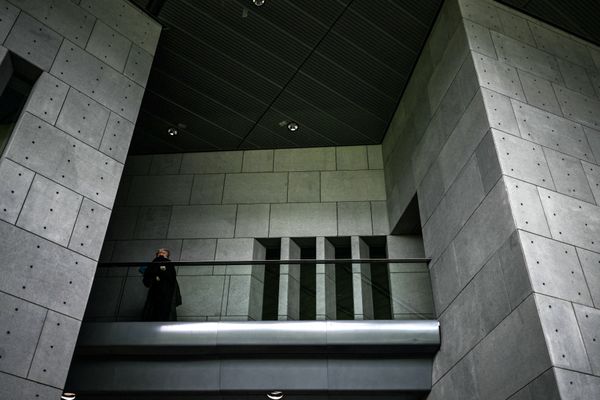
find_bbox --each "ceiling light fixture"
[167,127,178,136]
[253,0,265,6]
[61,393,76,400]
[267,391,284,400]
[287,121,299,132]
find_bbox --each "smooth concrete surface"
[381,0,600,398]
[0,0,159,393]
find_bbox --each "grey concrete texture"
[0,0,158,393]
[381,0,600,397]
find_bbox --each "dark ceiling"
[128,0,600,155]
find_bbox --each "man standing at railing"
[142,248,182,321]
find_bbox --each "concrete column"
[351,236,374,320]
[383,0,600,397]
[216,238,264,321]
[278,237,301,320]
[316,236,336,320]
[0,0,159,395]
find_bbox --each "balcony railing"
[86,257,434,322]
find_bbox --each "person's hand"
[160,265,166,271]
[155,276,160,281]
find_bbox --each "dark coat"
[142,256,182,321]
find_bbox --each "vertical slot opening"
[331,237,353,320]
[260,239,281,321]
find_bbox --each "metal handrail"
[98,258,431,267]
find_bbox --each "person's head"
[156,248,170,258]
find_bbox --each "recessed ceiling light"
[267,391,284,400]
[253,0,265,6]
[167,127,178,136]
[287,121,299,132]
[61,393,77,400]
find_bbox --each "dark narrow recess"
[261,246,281,320]
[299,246,316,320]
[0,53,40,156]
[392,194,422,235]
[334,239,354,320]
[369,243,392,320]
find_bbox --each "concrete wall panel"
[128,174,192,206]
[434,255,511,379]
[288,171,319,203]
[367,145,383,169]
[269,203,337,237]
[7,113,123,208]
[177,275,225,318]
[557,58,595,98]
[321,170,386,202]
[86,20,130,72]
[576,247,600,308]
[0,220,96,319]
[437,90,489,190]
[529,23,595,70]
[535,295,591,373]
[573,304,600,375]
[554,367,600,399]
[0,372,61,400]
[481,87,519,136]
[520,231,592,305]
[539,187,600,253]
[472,52,526,101]
[464,20,496,58]
[273,147,336,172]
[23,72,69,125]
[543,148,594,203]
[235,204,269,238]
[516,69,562,116]
[336,146,368,170]
[337,201,372,236]
[168,205,236,239]
[57,88,110,148]
[68,198,111,259]
[27,311,80,387]
[51,40,144,122]
[554,84,600,130]
[0,158,34,224]
[493,129,554,189]
[16,174,82,246]
[180,151,242,174]
[512,100,593,162]
[0,292,46,377]
[4,12,62,71]
[491,31,562,83]
[470,295,550,400]
[496,8,535,46]
[0,0,19,43]
[503,176,550,236]
[80,0,161,55]
[459,0,503,31]
[123,44,153,87]
[190,174,224,205]
[149,154,182,175]
[99,112,135,163]
[11,0,95,48]
[370,201,389,235]
[222,172,287,204]
[423,156,485,259]
[241,149,273,173]
[133,206,171,239]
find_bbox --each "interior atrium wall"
[0,0,159,397]
[383,0,600,398]
[94,147,433,322]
